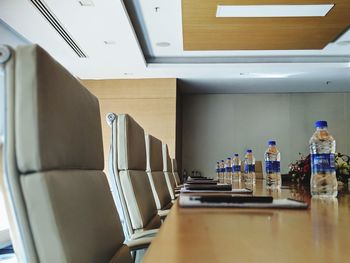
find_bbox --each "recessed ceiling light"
[78,0,94,6]
[104,40,116,45]
[78,1,94,7]
[156,42,171,47]
[337,41,350,46]
[216,4,334,18]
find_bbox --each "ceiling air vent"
[30,0,87,58]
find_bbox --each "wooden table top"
[143,179,350,263]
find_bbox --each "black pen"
[185,184,232,191]
[190,195,273,203]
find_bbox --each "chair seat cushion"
[21,170,124,263]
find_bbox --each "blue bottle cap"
[246,149,252,153]
[315,120,328,128]
[268,140,276,146]
[227,157,231,160]
[234,153,239,157]
[221,160,224,162]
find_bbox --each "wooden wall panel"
[82,79,177,170]
[182,0,350,50]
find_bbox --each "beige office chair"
[171,159,183,187]
[162,144,178,200]
[106,113,158,240]
[117,114,162,234]
[0,45,149,263]
[145,134,172,216]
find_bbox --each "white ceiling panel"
[0,0,349,92]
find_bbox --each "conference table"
[143,180,350,262]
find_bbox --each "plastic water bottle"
[224,158,232,183]
[265,140,282,188]
[215,162,220,180]
[244,149,255,184]
[231,154,241,182]
[219,160,225,183]
[183,169,188,182]
[310,120,337,197]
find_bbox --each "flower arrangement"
[288,153,350,184]
[288,153,311,184]
[335,153,350,178]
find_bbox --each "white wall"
[182,93,350,177]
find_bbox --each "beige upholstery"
[117,114,146,171]
[2,45,133,263]
[171,159,182,186]
[145,134,172,211]
[15,45,103,173]
[119,170,161,230]
[21,170,127,263]
[162,144,173,173]
[106,113,158,241]
[117,114,161,232]
[145,134,163,172]
[162,144,177,200]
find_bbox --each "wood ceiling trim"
[182,0,350,50]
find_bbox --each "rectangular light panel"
[216,4,334,18]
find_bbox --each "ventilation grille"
[30,0,87,58]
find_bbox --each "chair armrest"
[125,237,153,251]
[158,209,170,219]
[130,229,158,240]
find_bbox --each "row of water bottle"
[216,142,281,188]
[215,120,338,197]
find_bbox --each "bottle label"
[232,165,241,172]
[265,161,280,173]
[244,164,255,173]
[220,168,225,173]
[311,154,335,174]
[215,168,220,173]
[225,167,232,172]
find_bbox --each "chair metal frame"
[1,45,38,263]
[106,113,134,241]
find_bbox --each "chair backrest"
[117,114,161,232]
[1,45,131,263]
[171,159,182,185]
[145,134,172,210]
[162,144,176,199]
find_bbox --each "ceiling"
[0,0,350,93]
